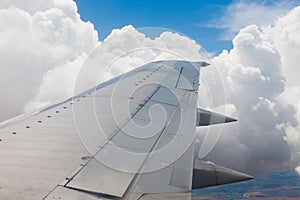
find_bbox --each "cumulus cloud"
[211,0,299,39]
[35,14,300,175]
[198,6,300,175]
[25,53,87,110]
[72,26,204,93]
[0,1,204,119]
[0,0,98,121]
[1,0,300,177]
[296,166,300,176]
[271,6,300,87]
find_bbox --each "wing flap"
[44,186,110,200]
[65,158,137,197]
[63,73,181,197]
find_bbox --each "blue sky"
[74,0,300,53]
[74,0,236,53]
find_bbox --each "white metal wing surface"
[0,60,251,200]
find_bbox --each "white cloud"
[24,53,87,111]
[69,14,300,175]
[214,0,299,39]
[0,0,79,20]
[51,25,204,96]
[0,0,98,121]
[1,0,300,177]
[199,6,300,175]
[270,6,300,87]
[296,166,300,176]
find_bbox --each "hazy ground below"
[193,168,300,199]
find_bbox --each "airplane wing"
[0,60,252,200]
